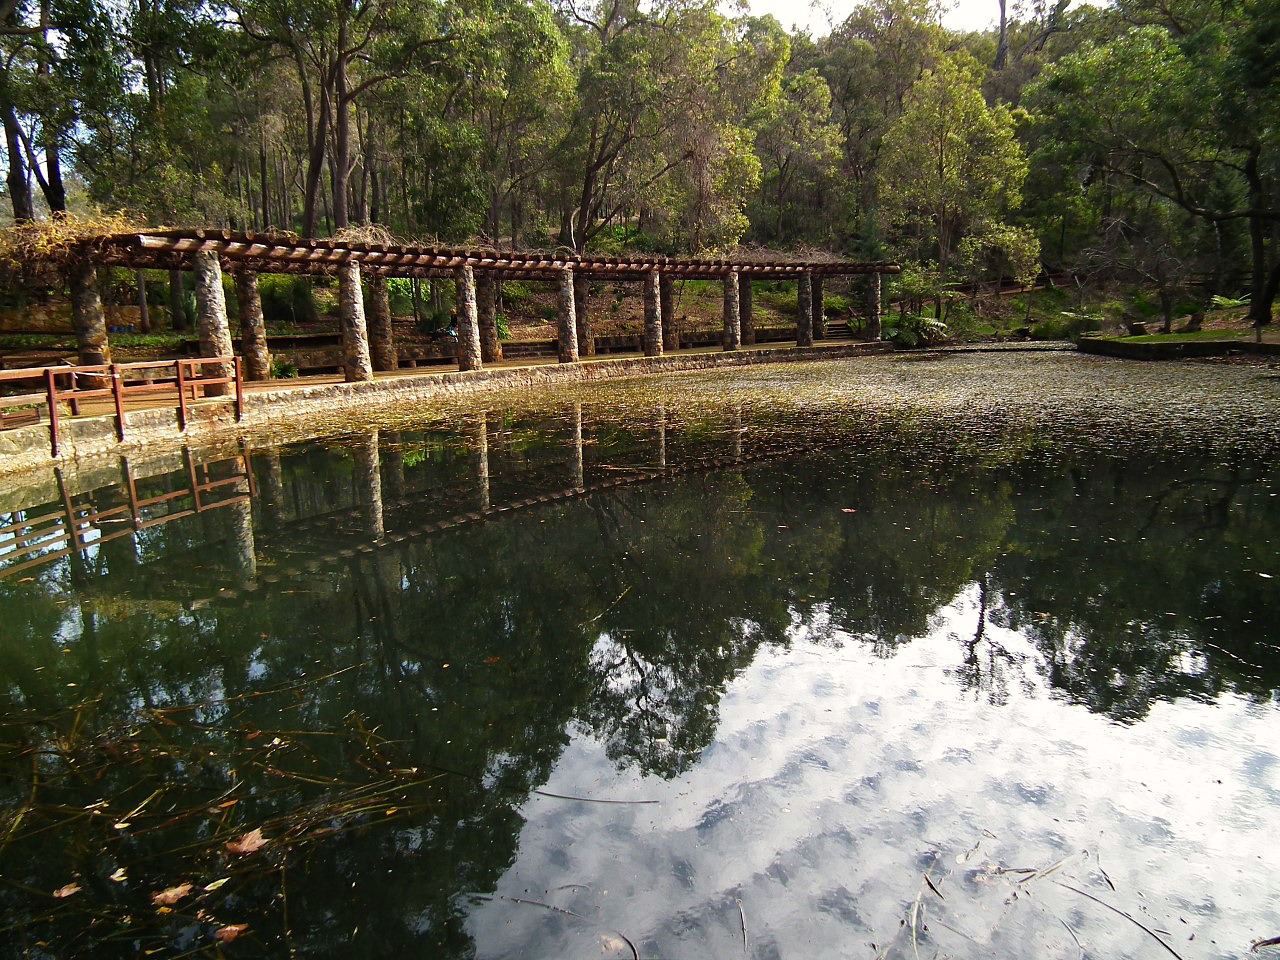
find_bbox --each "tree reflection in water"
[0,399,1276,957]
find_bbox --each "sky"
[740,0,1015,36]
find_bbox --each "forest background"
[0,0,1277,331]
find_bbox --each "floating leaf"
[152,883,194,906]
[109,867,127,882]
[225,828,267,855]
[52,883,81,899]
[214,923,249,942]
[204,878,230,892]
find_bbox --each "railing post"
[234,356,244,421]
[68,370,81,417]
[175,361,189,431]
[44,367,60,458]
[111,363,127,441]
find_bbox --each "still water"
[1,353,1278,959]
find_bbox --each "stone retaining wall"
[0,342,892,477]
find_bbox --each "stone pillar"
[194,251,235,395]
[477,270,502,363]
[337,260,374,383]
[574,274,595,356]
[812,274,826,339]
[797,272,814,347]
[557,267,580,363]
[235,271,272,381]
[571,402,584,490]
[352,431,384,539]
[659,274,678,351]
[69,258,111,368]
[471,413,490,511]
[867,272,883,341]
[722,271,741,351]
[643,269,663,358]
[740,273,755,346]
[455,266,483,372]
[366,273,398,372]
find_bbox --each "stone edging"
[0,341,891,476]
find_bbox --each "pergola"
[71,228,901,383]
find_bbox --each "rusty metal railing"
[0,356,243,457]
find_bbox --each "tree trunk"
[643,270,662,358]
[136,270,151,333]
[739,274,755,346]
[455,266,483,372]
[994,0,1009,69]
[366,273,397,371]
[574,274,594,356]
[660,273,678,350]
[193,251,235,396]
[2,100,33,222]
[1246,147,1271,326]
[811,274,826,339]
[722,271,741,351]
[477,270,502,363]
[796,272,814,347]
[337,260,373,382]
[556,268,580,363]
[235,271,272,380]
[168,269,187,331]
[866,273,883,341]
[69,259,111,368]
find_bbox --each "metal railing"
[0,356,243,457]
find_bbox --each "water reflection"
[0,398,1277,958]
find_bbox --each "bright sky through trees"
[741,0,1087,35]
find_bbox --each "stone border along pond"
[1,342,894,475]
[4,341,1277,481]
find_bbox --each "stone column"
[69,258,111,368]
[643,269,663,358]
[455,266,483,372]
[722,271,741,351]
[471,413,490,511]
[366,273,398,372]
[352,431,384,539]
[557,267,580,363]
[571,402,584,490]
[194,251,235,395]
[477,270,502,363]
[659,274,678,351]
[867,272,883,341]
[337,260,374,382]
[574,274,595,356]
[796,272,814,347]
[739,273,755,346]
[235,271,272,381]
[812,274,826,339]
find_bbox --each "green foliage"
[495,313,511,340]
[881,313,948,347]
[258,276,317,328]
[269,356,299,378]
[1031,311,1102,341]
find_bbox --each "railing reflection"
[0,446,255,579]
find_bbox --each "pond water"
[1,352,1279,959]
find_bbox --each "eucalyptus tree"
[231,0,467,236]
[1027,0,1280,324]
[877,52,1037,310]
[0,0,121,218]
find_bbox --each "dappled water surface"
[1,353,1279,958]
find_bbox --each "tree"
[877,52,1038,307]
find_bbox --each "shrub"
[881,313,947,347]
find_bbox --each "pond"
[1,352,1278,959]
